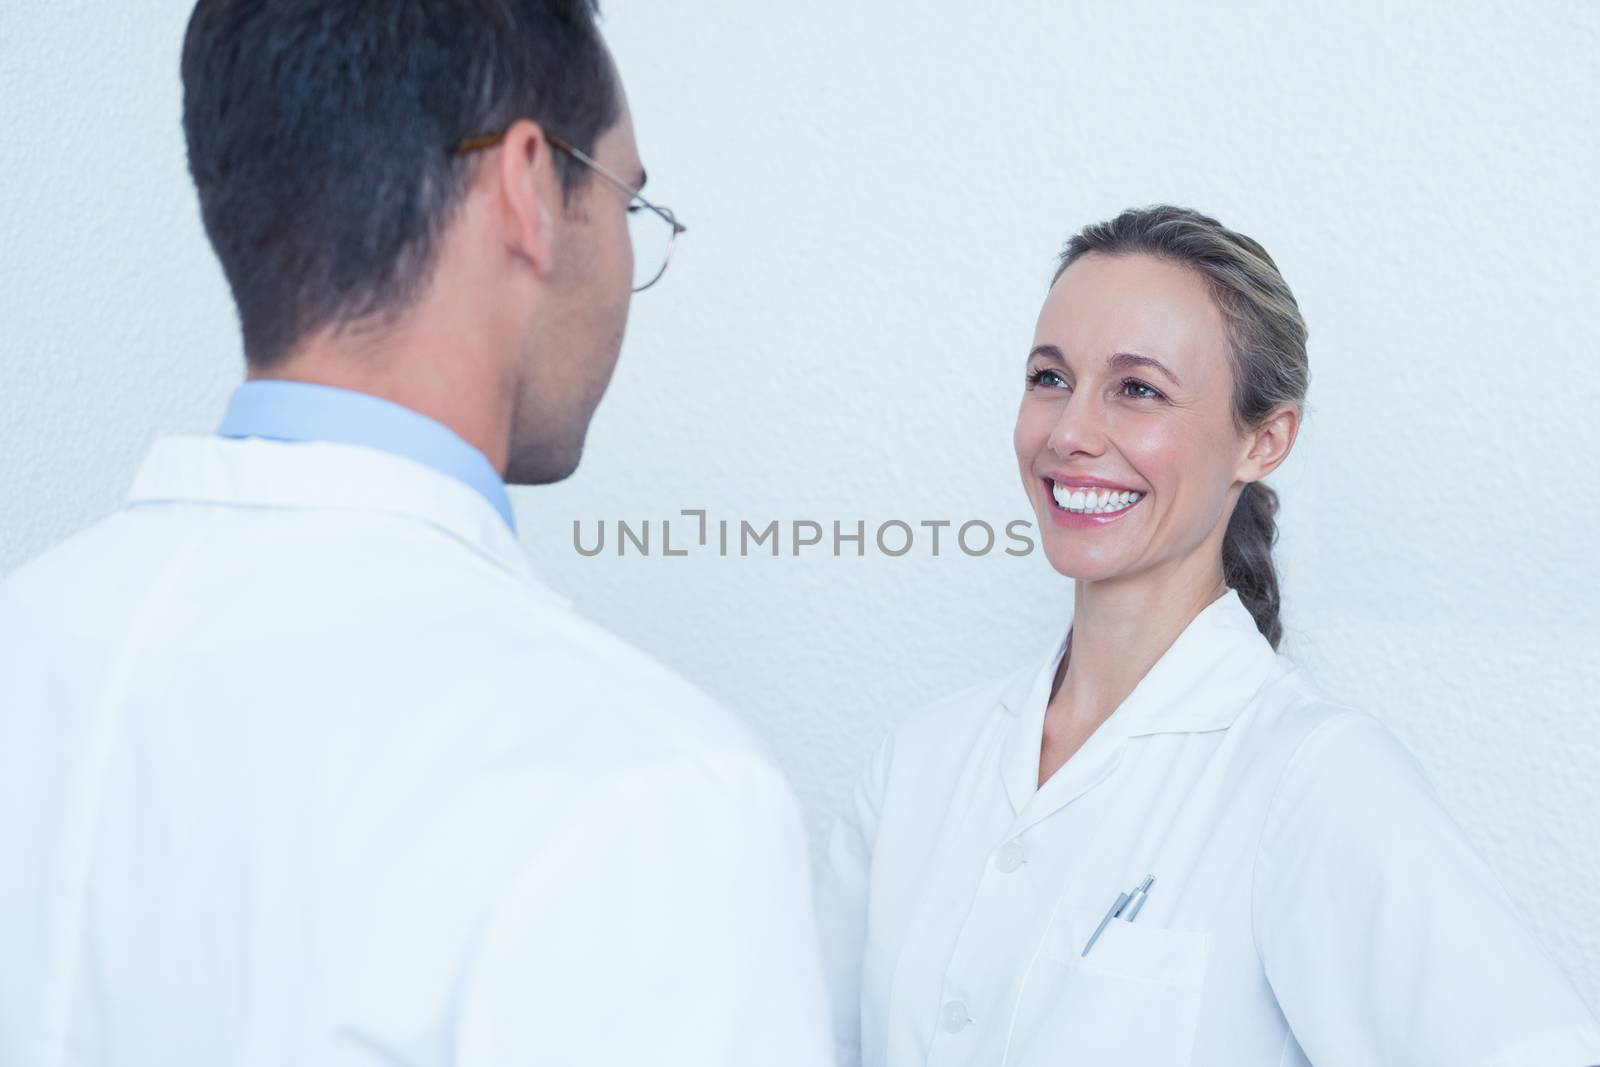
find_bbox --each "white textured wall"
[4,0,1598,1009]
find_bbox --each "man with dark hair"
[0,3,830,1064]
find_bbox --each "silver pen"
[1081,874,1156,957]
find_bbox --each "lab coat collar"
[126,435,571,610]
[997,588,1281,819]
[216,379,518,533]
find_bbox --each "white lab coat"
[0,435,831,1067]
[817,588,1600,1066]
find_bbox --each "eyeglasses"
[454,129,686,293]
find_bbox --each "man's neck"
[251,332,512,477]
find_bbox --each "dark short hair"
[181,0,620,368]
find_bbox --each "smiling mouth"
[1047,479,1145,516]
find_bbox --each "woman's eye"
[1121,378,1163,400]
[1027,368,1068,389]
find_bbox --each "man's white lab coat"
[0,435,831,1067]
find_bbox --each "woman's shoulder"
[871,650,1050,778]
[1241,665,1438,838]
[1236,662,1400,759]
[922,657,1038,722]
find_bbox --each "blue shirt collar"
[217,380,515,531]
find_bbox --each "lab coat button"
[940,1000,971,1032]
[994,840,1025,873]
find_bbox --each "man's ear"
[1237,403,1300,482]
[495,118,559,277]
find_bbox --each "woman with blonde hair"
[817,205,1600,1066]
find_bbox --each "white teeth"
[1051,482,1144,514]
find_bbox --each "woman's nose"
[1046,393,1108,459]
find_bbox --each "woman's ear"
[1237,403,1300,482]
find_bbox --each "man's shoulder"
[0,509,150,621]
[2,500,778,783]
[486,605,776,769]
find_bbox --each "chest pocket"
[1008,906,1211,1066]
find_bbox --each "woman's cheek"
[1115,417,1186,486]
[1014,403,1052,466]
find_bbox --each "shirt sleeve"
[451,755,833,1067]
[814,731,896,1067]
[1252,711,1600,1067]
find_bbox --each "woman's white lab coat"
[817,588,1600,1066]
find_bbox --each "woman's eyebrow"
[1029,345,1183,389]
[1109,350,1183,388]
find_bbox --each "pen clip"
[1080,891,1131,957]
[1080,874,1157,957]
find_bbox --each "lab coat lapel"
[996,630,1135,826]
[995,590,1280,834]
[997,632,1070,816]
[126,436,570,609]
